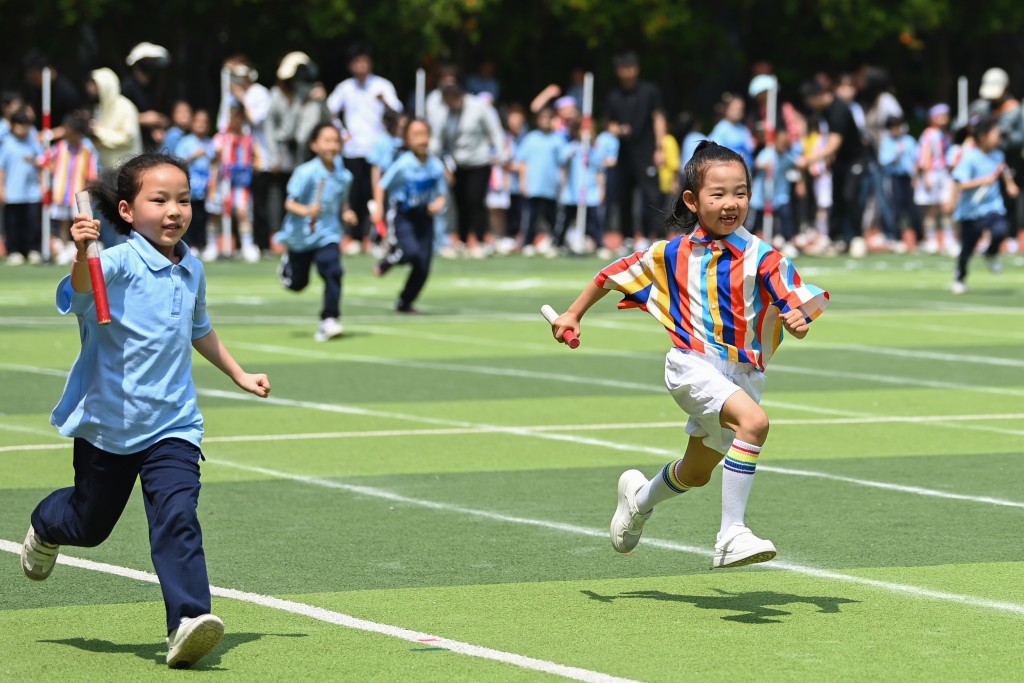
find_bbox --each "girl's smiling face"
[683,161,749,238]
[118,164,192,259]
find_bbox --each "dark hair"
[87,153,190,236]
[346,42,373,62]
[974,116,1000,139]
[62,110,91,136]
[308,122,340,146]
[613,50,639,68]
[10,108,33,126]
[672,111,697,141]
[402,118,430,148]
[664,140,751,234]
[885,115,904,129]
[800,79,827,100]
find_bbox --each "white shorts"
[914,169,952,206]
[664,347,766,455]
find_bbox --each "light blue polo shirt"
[559,141,603,207]
[515,130,564,200]
[275,157,353,253]
[0,131,44,204]
[379,151,447,212]
[50,234,213,455]
[952,146,1006,221]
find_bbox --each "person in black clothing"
[122,42,171,150]
[800,79,869,251]
[22,51,84,140]
[606,50,667,246]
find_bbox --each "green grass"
[2,249,1024,681]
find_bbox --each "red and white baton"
[74,191,111,325]
[541,304,580,349]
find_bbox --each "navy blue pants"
[381,208,433,309]
[281,242,343,320]
[31,438,210,634]
[554,204,603,248]
[957,212,1008,284]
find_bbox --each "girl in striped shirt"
[550,140,828,569]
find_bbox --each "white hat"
[748,74,777,97]
[979,67,1009,100]
[126,42,170,67]
[277,52,311,80]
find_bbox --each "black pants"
[183,200,208,249]
[957,212,1008,283]
[520,197,557,248]
[343,157,373,241]
[31,438,209,634]
[252,170,290,251]
[380,207,434,309]
[748,203,796,241]
[4,202,41,256]
[554,204,603,248]
[615,150,663,240]
[506,193,524,239]
[453,164,491,243]
[829,161,866,244]
[882,174,922,239]
[280,242,344,320]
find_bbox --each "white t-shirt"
[326,74,402,158]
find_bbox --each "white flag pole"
[573,72,594,254]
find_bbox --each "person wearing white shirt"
[326,43,402,253]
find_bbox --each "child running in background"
[275,122,357,340]
[549,141,828,568]
[371,118,448,313]
[367,108,409,243]
[949,117,1019,294]
[175,109,216,259]
[20,152,271,669]
[515,106,564,256]
[210,103,260,262]
[47,111,99,265]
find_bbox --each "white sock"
[635,459,689,513]
[720,439,762,537]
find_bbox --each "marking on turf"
[0,539,639,683]
[4,364,1024,507]
[187,462,1024,618]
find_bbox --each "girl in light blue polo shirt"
[21,152,271,669]
[950,118,1020,293]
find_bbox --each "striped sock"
[635,459,690,513]
[720,440,762,537]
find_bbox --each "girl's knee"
[741,409,770,442]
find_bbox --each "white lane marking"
[0,539,638,683]
[199,462,1024,618]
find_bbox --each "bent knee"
[738,409,770,442]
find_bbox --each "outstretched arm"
[193,329,271,397]
[551,281,610,345]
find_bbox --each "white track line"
[196,462,1024,618]
[4,361,1024,508]
[0,540,637,683]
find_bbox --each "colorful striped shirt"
[594,226,829,371]
[48,139,99,209]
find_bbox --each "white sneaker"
[951,280,968,295]
[166,614,224,669]
[712,524,777,569]
[986,255,1003,274]
[342,240,362,255]
[437,245,459,259]
[21,525,60,581]
[201,244,219,262]
[609,469,652,553]
[27,250,43,264]
[241,244,261,263]
[315,317,344,342]
[596,247,613,260]
[56,243,79,266]
[6,253,25,266]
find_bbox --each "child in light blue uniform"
[749,128,801,241]
[950,117,1020,293]
[878,116,922,243]
[175,109,216,255]
[276,123,356,340]
[372,119,448,313]
[554,119,604,251]
[22,152,270,669]
[515,107,564,253]
[0,109,44,263]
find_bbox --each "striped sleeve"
[594,245,661,309]
[760,250,829,322]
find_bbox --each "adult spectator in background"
[975,67,1024,246]
[427,81,506,257]
[800,79,870,254]
[22,51,83,141]
[606,50,666,249]
[327,43,403,254]
[122,42,171,150]
[224,57,273,252]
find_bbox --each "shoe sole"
[712,549,777,569]
[610,470,645,554]
[167,616,224,669]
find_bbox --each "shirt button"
[711,303,718,309]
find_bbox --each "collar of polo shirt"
[128,233,196,273]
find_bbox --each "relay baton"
[540,304,580,349]
[308,178,326,233]
[74,191,111,325]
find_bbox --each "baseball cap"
[748,74,777,97]
[277,52,311,80]
[979,67,1009,100]
[126,42,170,67]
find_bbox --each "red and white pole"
[762,80,777,245]
[572,72,594,254]
[41,66,53,263]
